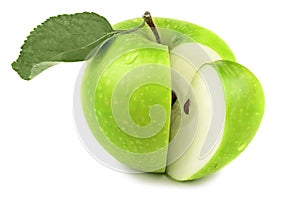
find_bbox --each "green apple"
[11,11,264,181]
[80,16,264,180]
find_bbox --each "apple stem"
[143,11,161,44]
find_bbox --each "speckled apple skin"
[81,33,171,172]
[189,60,264,180]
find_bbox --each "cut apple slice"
[167,43,264,181]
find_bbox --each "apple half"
[79,17,264,181]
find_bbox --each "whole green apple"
[80,14,264,181]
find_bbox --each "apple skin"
[81,33,171,172]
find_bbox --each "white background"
[1,0,299,199]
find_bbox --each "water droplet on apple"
[237,143,247,152]
[125,53,138,64]
[214,161,223,169]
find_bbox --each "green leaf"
[12,12,116,80]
